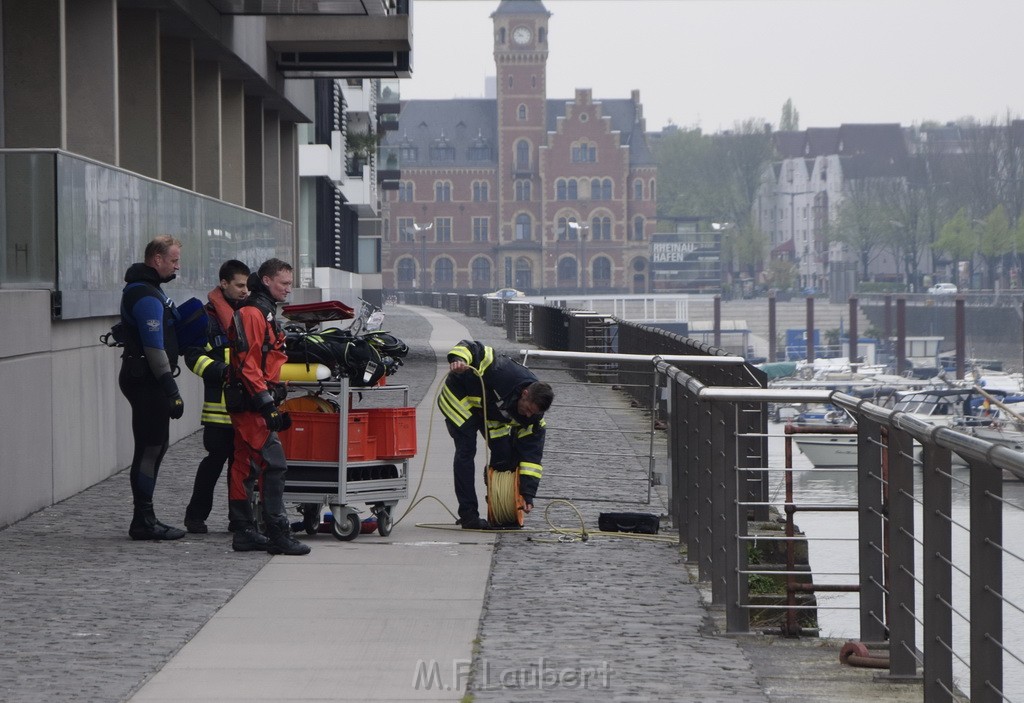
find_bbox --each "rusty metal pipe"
[840,641,891,669]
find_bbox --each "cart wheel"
[331,513,360,541]
[301,504,321,536]
[376,506,393,537]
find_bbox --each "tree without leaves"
[832,178,892,281]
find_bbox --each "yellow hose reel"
[486,466,525,528]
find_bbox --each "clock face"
[512,26,532,45]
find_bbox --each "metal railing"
[662,372,1024,702]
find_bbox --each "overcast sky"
[402,0,1023,133]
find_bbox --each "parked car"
[928,282,958,294]
[488,287,524,299]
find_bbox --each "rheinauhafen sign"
[650,232,722,293]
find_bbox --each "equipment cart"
[277,378,415,541]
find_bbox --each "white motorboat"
[793,432,859,468]
[789,404,859,468]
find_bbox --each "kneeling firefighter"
[438,340,554,529]
[226,258,310,556]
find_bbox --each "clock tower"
[492,0,550,288]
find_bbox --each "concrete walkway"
[130,308,493,702]
[0,304,923,702]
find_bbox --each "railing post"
[695,392,714,578]
[921,442,954,702]
[970,460,1003,701]
[857,416,887,642]
[668,379,685,536]
[710,400,728,605]
[887,426,918,678]
[723,401,749,633]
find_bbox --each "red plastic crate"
[366,407,417,459]
[278,411,374,462]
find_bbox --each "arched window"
[473,181,488,202]
[591,216,611,240]
[517,104,527,120]
[592,257,612,287]
[556,179,567,201]
[515,213,532,240]
[498,27,506,43]
[398,182,413,202]
[435,258,454,287]
[601,179,612,200]
[649,179,656,200]
[471,258,492,289]
[557,257,577,285]
[514,257,532,290]
[516,140,530,169]
[632,216,645,241]
[567,179,577,200]
[515,180,531,201]
[633,179,643,200]
[590,178,602,200]
[397,258,416,285]
[434,181,451,202]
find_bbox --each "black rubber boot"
[228,499,254,534]
[129,502,186,541]
[232,527,270,552]
[266,519,311,556]
[459,516,491,530]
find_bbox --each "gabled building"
[754,124,909,295]
[381,0,657,296]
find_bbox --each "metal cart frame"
[281,378,411,541]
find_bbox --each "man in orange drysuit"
[227,258,310,556]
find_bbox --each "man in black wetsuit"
[118,235,186,541]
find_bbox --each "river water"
[767,422,1024,699]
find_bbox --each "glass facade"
[1,150,292,318]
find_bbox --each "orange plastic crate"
[279,411,374,462]
[366,407,417,459]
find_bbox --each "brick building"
[381,0,657,295]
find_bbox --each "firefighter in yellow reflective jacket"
[438,340,554,529]
[181,260,250,533]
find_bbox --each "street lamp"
[405,221,432,290]
[567,221,590,290]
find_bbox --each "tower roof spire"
[491,0,550,18]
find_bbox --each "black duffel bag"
[598,512,660,535]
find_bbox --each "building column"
[117,8,160,177]
[194,60,222,198]
[160,37,194,189]
[262,109,280,217]
[279,121,297,226]
[244,95,264,212]
[65,0,118,163]
[220,80,245,207]
[2,0,63,148]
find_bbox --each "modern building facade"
[381,0,657,296]
[0,0,411,527]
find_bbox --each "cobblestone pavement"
[0,304,921,702]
